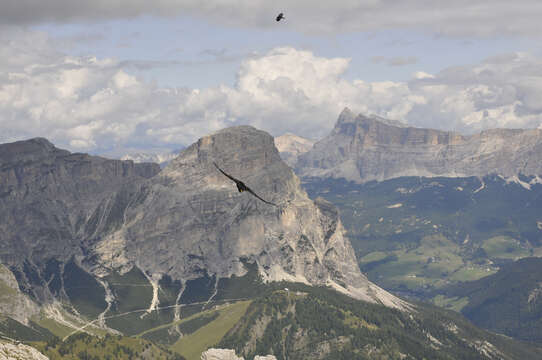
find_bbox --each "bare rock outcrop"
[0,129,407,310]
[0,264,39,325]
[0,341,48,360]
[274,133,314,167]
[0,138,160,300]
[200,348,277,360]
[201,348,244,360]
[92,126,407,309]
[297,108,542,183]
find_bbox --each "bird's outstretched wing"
[244,186,278,207]
[214,162,239,183]
[214,162,277,206]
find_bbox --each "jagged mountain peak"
[93,125,408,309]
[0,130,407,313]
[161,125,289,202]
[168,125,281,172]
[335,107,356,125]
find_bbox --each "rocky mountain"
[3,132,542,359]
[0,264,38,325]
[0,137,160,304]
[274,133,314,167]
[0,129,405,319]
[90,125,405,309]
[296,108,542,183]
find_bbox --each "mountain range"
[3,121,542,358]
[0,127,404,341]
[280,109,542,351]
[294,108,542,183]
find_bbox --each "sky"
[1,1,542,156]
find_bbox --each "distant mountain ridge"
[120,148,183,168]
[274,133,315,167]
[296,108,542,183]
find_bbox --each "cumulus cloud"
[406,52,542,132]
[1,29,542,154]
[1,1,542,37]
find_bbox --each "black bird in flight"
[214,162,277,206]
[276,13,285,22]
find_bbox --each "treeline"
[219,282,542,359]
[37,332,186,360]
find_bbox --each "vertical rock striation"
[93,126,407,309]
[0,138,160,300]
[0,131,407,310]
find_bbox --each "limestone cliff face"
[0,138,160,300]
[297,108,542,183]
[274,133,314,167]
[0,341,49,360]
[200,348,245,360]
[200,348,277,360]
[93,126,406,309]
[0,264,39,325]
[0,131,406,310]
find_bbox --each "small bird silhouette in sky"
[276,13,285,22]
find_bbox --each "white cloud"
[1,29,542,154]
[407,52,542,132]
[1,1,542,37]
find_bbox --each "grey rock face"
[0,341,49,360]
[0,138,160,300]
[200,348,277,360]
[92,126,407,309]
[274,133,314,167]
[0,130,406,310]
[297,108,542,183]
[201,348,244,360]
[0,264,39,325]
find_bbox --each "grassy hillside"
[32,332,183,360]
[219,283,542,360]
[63,260,107,319]
[0,315,54,342]
[436,257,542,342]
[303,175,542,300]
[171,301,251,360]
[4,279,542,359]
